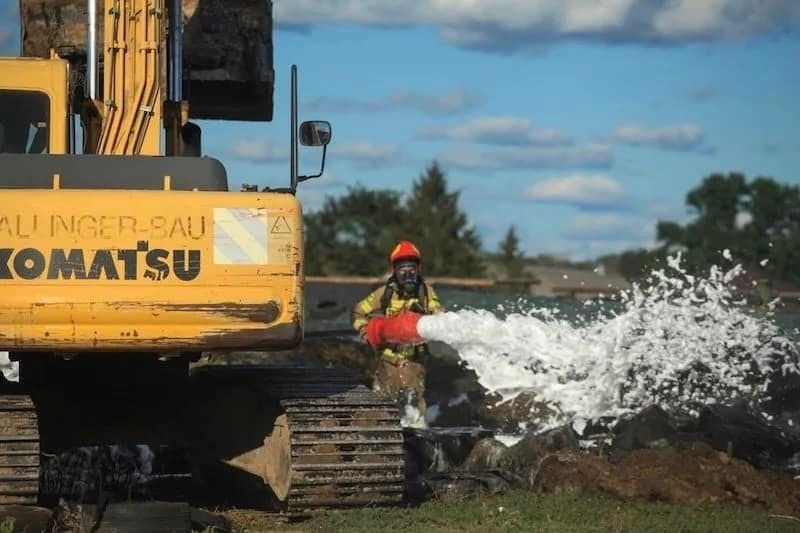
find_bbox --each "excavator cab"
[0,57,69,155]
[0,92,47,153]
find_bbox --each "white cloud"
[229,137,398,167]
[304,88,481,116]
[523,174,627,208]
[564,213,655,242]
[335,141,398,165]
[419,116,571,146]
[275,1,800,52]
[651,0,788,40]
[440,143,612,170]
[229,137,286,163]
[611,123,708,151]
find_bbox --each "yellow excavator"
[0,0,404,514]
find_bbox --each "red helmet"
[389,240,421,265]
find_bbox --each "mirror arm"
[297,144,327,183]
[290,65,299,193]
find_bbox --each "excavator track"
[192,365,406,514]
[283,392,405,512]
[0,396,40,505]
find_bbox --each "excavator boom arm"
[96,0,165,155]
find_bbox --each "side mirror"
[296,120,332,184]
[299,121,332,147]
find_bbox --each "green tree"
[400,162,485,277]
[599,248,665,281]
[498,225,524,278]
[740,177,800,282]
[304,185,405,275]
[655,172,800,285]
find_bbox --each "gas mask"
[393,260,419,296]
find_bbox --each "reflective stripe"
[213,207,269,264]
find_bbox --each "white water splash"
[0,352,18,382]
[402,403,427,429]
[493,434,520,447]
[418,254,799,430]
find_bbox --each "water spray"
[368,254,800,432]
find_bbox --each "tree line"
[304,163,800,287]
[600,173,800,286]
[305,162,485,277]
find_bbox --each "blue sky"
[2,1,799,260]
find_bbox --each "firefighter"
[352,241,444,428]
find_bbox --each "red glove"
[364,316,386,348]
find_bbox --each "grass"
[221,491,800,532]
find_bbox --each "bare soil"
[535,442,800,514]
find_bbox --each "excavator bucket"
[19,0,274,121]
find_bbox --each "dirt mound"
[535,442,800,514]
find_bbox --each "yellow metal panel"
[0,58,70,154]
[0,190,304,352]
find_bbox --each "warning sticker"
[270,216,292,234]
[213,208,268,264]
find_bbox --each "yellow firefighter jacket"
[352,278,444,359]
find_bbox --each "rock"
[472,392,559,434]
[769,410,800,441]
[498,426,580,489]
[434,427,496,468]
[403,427,495,477]
[425,348,491,428]
[765,359,800,412]
[762,360,800,440]
[403,427,498,503]
[699,403,800,474]
[403,429,454,479]
[534,442,800,514]
[426,392,485,427]
[421,471,520,500]
[461,438,509,472]
[603,402,800,475]
[506,426,579,470]
[403,429,446,503]
[609,405,679,460]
